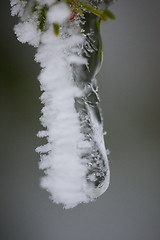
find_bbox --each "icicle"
[10,0,115,209]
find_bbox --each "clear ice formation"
[72,11,111,198]
[11,0,113,208]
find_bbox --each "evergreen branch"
[76,0,108,20]
[66,0,115,22]
[67,0,84,16]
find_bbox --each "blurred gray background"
[1,0,160,239]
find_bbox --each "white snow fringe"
[11,0,111,209]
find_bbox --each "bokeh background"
[1,0,160,239]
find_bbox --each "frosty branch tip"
[10,0,115,209]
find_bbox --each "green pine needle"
[104,9,116,20]
[53,23,60,36]
[38,5,48,31]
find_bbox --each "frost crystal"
[10,0,112,209]
[10,0,27,17]
[14,21,41,47]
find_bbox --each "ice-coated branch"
[10,0,115,209]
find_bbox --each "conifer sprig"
[31,0,115,35]
[66,0,115,21]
